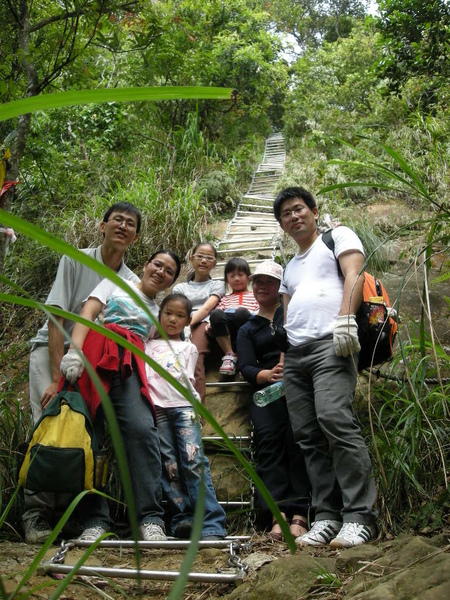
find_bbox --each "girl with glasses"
[173,243,225,402]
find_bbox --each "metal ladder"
[204,132,286,513]
[40,537,251,585]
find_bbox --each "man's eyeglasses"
[149,260,176,279]
[109,215,138,229]
[280,205,308,220]
[193,253,215,263]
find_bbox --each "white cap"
[249,260,283,281]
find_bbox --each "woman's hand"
[256,362,283,385]
[269,362,284,383]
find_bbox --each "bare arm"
[282,293,291,323]
[40,317,65,410]
[190,294,221,327]
[280,293,291,365]
[338,251,365,315]
[69,297,104,349]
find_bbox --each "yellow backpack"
[19,385,105,493]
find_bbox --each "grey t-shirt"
[31,245,139,346]
[173,279,225,322]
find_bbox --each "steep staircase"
[202,133,286,520]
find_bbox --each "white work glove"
[60,348,84,384]
[183,326,192,341]
[387,306,398,321]
[333,315,361,357]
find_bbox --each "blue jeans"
[283,335,377,525]
[156,406,227,538]
[79,364,165,531]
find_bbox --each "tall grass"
[319,137,450,532]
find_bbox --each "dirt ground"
[2,529,450,599]
[0,533,280,599]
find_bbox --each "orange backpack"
[322,231,398,371]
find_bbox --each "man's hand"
[60,348,84,384]
[333,315,360,357]
[40,382,59,411]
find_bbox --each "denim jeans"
[283,335,377,525]
[156,406,227,538]
[79,364,165,531]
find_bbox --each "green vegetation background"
[1,0,449,555]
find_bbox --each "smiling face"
[279,197,319,249]
[159,298,190,340]
[140,253,178,299]
[226,268,248,293]
[100,210,139,250]
[252,275,280,308]
[190,244,216,280]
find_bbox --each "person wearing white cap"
[273,186,377,549]
[237,260,311,542]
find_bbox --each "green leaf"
[0,87,233,122]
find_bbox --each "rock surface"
[1,531,449,599]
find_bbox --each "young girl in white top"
[145,293,227,540]
[173,242,225,401]
[207,257,259,376]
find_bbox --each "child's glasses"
[193,253,215,263]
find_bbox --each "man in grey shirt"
[24,202,141,543]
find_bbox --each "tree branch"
[28,1,138,33]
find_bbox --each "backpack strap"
[321,229,343,277]
[374,278,383,297]
[321,229,335,253]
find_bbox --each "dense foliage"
[1,0,449,545]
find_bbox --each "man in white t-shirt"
[24,202,141,543]
[274,186,377,549]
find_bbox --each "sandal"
[290,516,308,538]
[268,514,286,542]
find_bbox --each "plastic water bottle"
[253,381,284,407]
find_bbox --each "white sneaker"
[78,525,108,543]
[329,522,376,548]
[296,520,342,547]
[23,515,53,544]
[219,352,238,375]
[139,522,167,541]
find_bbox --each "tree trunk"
[1,0,37,276]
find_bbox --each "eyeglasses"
[280,205,308,220]
[109,215,138,229]
[193,253,215,263]
[149,260,176,279]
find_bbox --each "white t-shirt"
[172,279,225,322]
[87,278,159,342]
[145,339,200,408]
[280,227,364,346]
